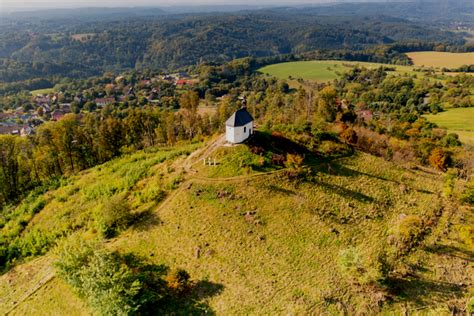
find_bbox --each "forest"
[0,8,471,86]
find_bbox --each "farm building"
[225,107,254,144]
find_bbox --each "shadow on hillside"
[386,277,464,307]
[132,204,163,231]
[247,131,312,157]
[263,184,297,195]
[315,160,435,195]
[316,180,375,203]
[122,253,224,315]
[423,243,474,262]
[149,280,224,315]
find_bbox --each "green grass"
[1,140,472,314]
[424,107,474,146]
[258,60,419,83]
[111,151,470,314]
[30,88,54,95]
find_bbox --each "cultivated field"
[424,107,474,146]
[258,60,418,83]
[1,135,471,314]
[406,52,474,68]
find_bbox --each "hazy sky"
[1,0,352,12]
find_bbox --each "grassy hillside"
[0,134,472,314]
[258,60,418,83]
[424,108,474,146]
[406,52,474,68]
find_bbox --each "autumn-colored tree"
[428,147,450,171]
[340,126,358,145]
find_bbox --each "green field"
[407,51,474,68]
[1,135,472,314]
[258,60,418,83]
[30,88,54,95]
[424,107,474,146]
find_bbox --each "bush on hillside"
[389,215,424,255]
[338,247,389,286]
[443,169,457,198]
[460,178,474,205]
[97,194,133,238]
[55,239,169,315]
[428,147,451,171]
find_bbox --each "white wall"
[226,121,253,143]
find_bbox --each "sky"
[0,0,348,12]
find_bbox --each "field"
[406,52,474,68]
[258,60,418,83]
[30,88,54,95]
[424,107,474,146]
[1,134,472,314]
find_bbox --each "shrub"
[440,133,461,147]
[428,147,451,171]
[55,240,152,315]
[390,215,424,254]
[340,126,358,145]
[460,178,474,205]
[165,268,191,294]
[97,194,133,238]
[443,169,457,198]
[338,247,388,286]
[55,239,194,315]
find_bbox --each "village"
[0,72,199,136]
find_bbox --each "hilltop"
[1,132,472,314]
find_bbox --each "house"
[175,79,195,87]
[225,107,254,144]
[51,110,66,121]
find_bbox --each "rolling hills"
[1,133,472,314]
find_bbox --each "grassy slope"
[258,60,418,83]
[0,139,472,314]
[30,88,54,95]
[424,107,474,146]
[406,52,474,68]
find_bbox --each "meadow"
[1,136,471,314]
[30,88,54,95]
[258,60,423,84]
[424,107,474,146]
[406,51,474,68]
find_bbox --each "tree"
[317,86,338,122]
[0,135,20,201]
[428,147,450,171]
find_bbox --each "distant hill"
[0,9,467,83]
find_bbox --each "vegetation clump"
[55,239,200,315]
[96,194,134,238]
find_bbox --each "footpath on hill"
[2,134,287,313]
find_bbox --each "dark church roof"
[225,108,254,127]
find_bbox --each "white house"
[225,107,254,144]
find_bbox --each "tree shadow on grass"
[156,280,225,315]
[423,243,474,262]
[122,253,224,315]
[385,277,464,308]
[316,180,375,203]
[131,203,163,231]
